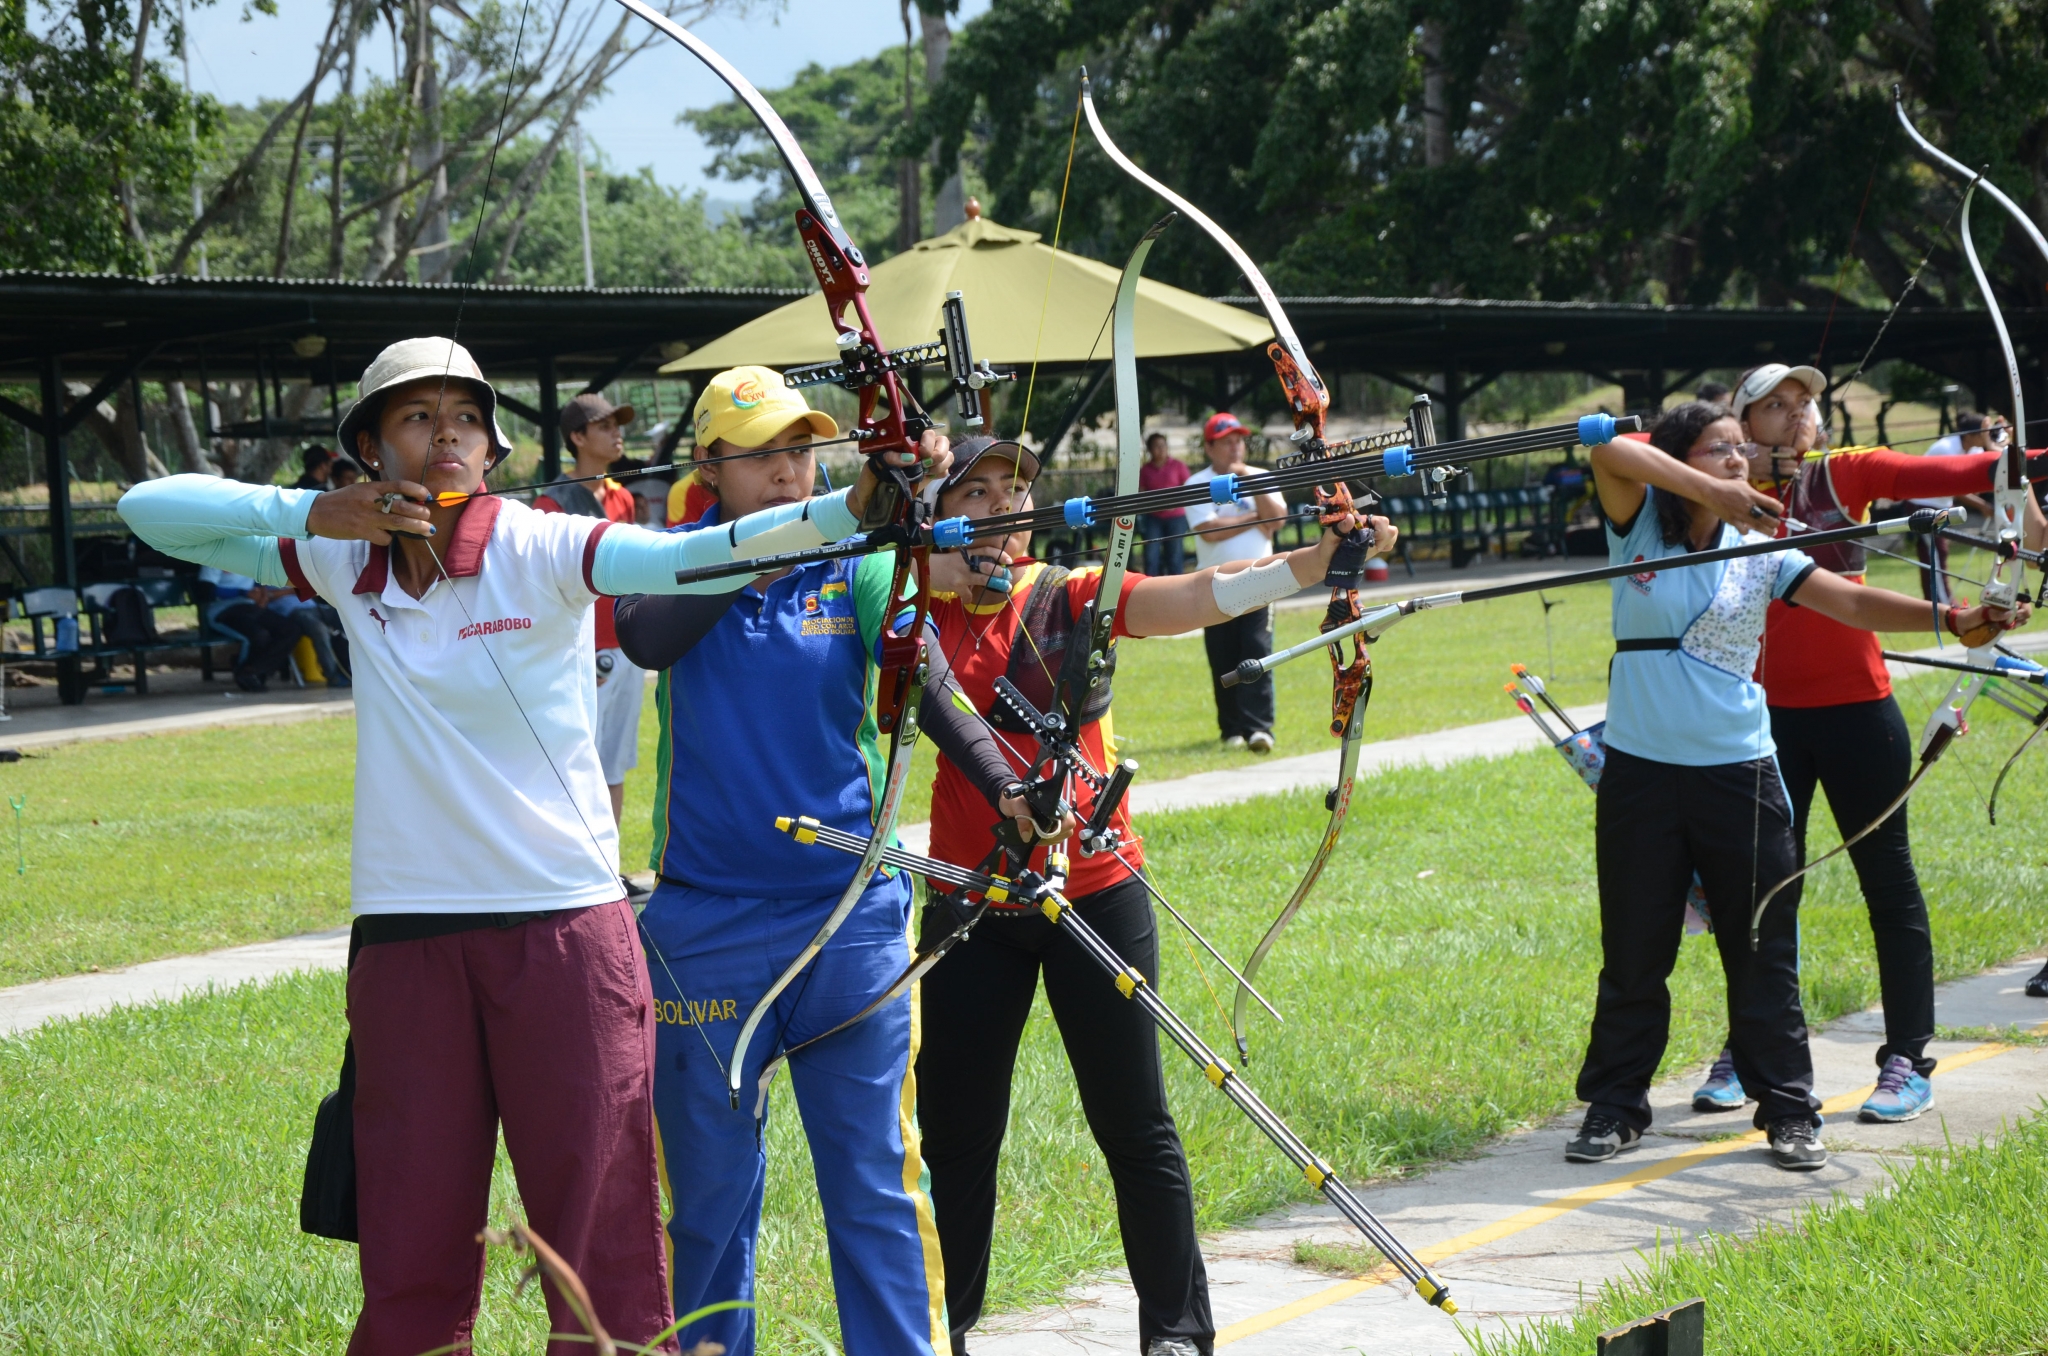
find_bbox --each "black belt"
[1614,638,1682,653]
[353,910,557,957]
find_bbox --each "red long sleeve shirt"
[1760,446,2005,708]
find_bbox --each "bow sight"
[785,292,1012,432]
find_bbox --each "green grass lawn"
[0,572,1621,986]
[1474,1111,2048,1356]
[5,724,2046,1353]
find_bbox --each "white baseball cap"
[1731,363,1825,420]
[337,337,515,465]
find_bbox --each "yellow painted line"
[1215,1022,2046,1346]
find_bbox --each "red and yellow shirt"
[927,562,1145,897]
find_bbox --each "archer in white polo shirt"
[1182,412,1288,751]
[118,336,950,1356]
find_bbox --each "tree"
[0,0,216,272]
[683,45,941,260]
[920,0,2048,320]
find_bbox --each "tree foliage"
[0,0,217,272]
[921,0,2048,316]
[684,44,936,259]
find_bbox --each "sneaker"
[1691,1047,1747,1112]
[1565,1112,1642,1163]
[1858,1054,1933,1123]
[232,667,268,693]
[1145,1341,1201,1356]
[1222,735,1248,751]
[1766,1116,1828,1171]
[2027,959,2048,998]
[1247,730,1275,754]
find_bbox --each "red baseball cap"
[1203,411,1250,442]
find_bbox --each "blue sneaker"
[1692,1047,1746,1112]
[1859,1054,1933,1123]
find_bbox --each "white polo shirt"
[280,495,622,914]
[1183,464,1275,570]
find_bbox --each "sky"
[170,0,991,204]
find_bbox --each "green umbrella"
[662,210,1274,375]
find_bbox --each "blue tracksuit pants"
[640,873,946,1356]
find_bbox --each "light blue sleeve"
[589,489,862,596]
[117,475,318,588]
[1772,546,1818,598]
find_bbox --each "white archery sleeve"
[117,474,313,586]
[590,489,863,596]
[1210,557,1302,616]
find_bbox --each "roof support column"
[40,353,74,591]
[538,353,560,483]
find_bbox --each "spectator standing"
[1183,412,1288,752]
[536,393,645,851]
[1137,431,1190,576]
[1909,411,2005,604]
[330,459,362,490]
[294,446,336,491]
[256,583,351,688]
[198,564,301,691]
[1696,381,1732,405]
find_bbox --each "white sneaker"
[1247,731,1275,754]
[1222,734,1248,751]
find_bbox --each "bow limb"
[1895,97,2042,820]
[1229,682,1369,1064]
[607,0,936,1107]
[1896,92,2040,611]
[1988,697,2048,825]
[1078,72,1329,447]
[1748,745,1946,950]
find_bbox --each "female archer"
[117,338,925,1355]
[912,436,1396,1356]
[1679,364,2047,1125]
[1571,400,2029,1176]
[611,368,1040,1356]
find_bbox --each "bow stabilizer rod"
[1225,508,1965,688]
[776,817,1459,1317]
[673,413,1641,588]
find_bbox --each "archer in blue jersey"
[613,366,1031,1356]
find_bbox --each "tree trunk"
[921,6,963,234]
[1420,21,1449,169]
[163,380,221,475]
[67,383,170,485]
[329,7,360,278]
[411,0,453,284]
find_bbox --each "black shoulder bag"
[299,923,361,1241]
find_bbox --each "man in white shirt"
[1183,411,1289,752]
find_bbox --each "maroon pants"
[345,900,674,1355]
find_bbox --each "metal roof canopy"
[0,269,2039,598]
[0,270,800,594]
[1208,294,2048,438]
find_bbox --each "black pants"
[1768,697,1935,1075]
[214,602,300,679]
[917,874,1213,1355]
[1578,746,1820,1131]
[1202,607,1274,739]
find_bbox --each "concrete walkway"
[2,703,1594,1037]
[972,957,2048,1355]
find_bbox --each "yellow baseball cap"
[693,366,838,451]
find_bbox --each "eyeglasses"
[1689,441,1758,461]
